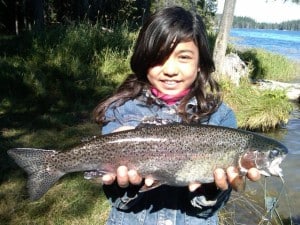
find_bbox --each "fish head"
[239,144,288,179]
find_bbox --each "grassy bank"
[0,23,134,117]
[238,48,298,82]
[0,23,297,224]
[221,78,294,131]
[224,47,298,131]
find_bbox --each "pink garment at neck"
[151,87,190,105]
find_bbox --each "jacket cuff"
[189,183,232,209]
[103,183,144,210]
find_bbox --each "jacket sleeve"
[103,183,145,210]
[188,183,232,217]
[208,103,238,129]
[101,102,144,135]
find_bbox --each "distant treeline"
[232,16,300,31]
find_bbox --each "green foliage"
[0,23,134,115]
[233,16,300,30]
[238,48,297,82]
[1,0,145,33]
[151,0,217,31]
[221,79,294,131]
[2,0,217,34]
[1,170,110,225]
[232,16,257,29]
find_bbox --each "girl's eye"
[179,55,192,61]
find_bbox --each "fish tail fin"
[7,148,64,200]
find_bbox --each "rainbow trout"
[7,124,288,200]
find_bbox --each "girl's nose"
[162,58,178,77]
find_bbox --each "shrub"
[238,48,297,82]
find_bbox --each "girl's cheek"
[148,66,162,78]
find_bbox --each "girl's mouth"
[161,80,180,85]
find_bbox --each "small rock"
[222,53,249,85]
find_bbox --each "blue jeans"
[106,206,219,225]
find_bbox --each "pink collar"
[150,87,190,105]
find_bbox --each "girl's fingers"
[116,166,129,188]
[214,168,228,190]
[128,169,143,185]
[102,173,116,185]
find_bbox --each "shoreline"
[253,79,300,103]
[230,28,300,63]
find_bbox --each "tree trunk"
[136,0,151,24]
[213,0,236,78]
[32,0,44,31]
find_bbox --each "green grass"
[0,23,134,116]
[0,173,110,225]
[221,78,294,131]
[238,48,298,82]
[0,118,111,225]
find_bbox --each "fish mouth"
[259,156,285,179]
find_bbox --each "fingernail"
[145,178,154,187]
[226,166,236,174]
[117,166,128,177]
[128,170,142,185]
[189,182,201,192]
[214,168,225,180]
[102,174,114,185]
[128,170,137,177]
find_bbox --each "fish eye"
[269,149,279,158]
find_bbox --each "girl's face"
[147,41,199,96]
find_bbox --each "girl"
[93,6,260,225]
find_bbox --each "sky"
[217,0,300,23]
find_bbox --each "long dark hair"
[93,6,221,125]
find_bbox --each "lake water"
[229,28,300,223]
[230,28,300,61]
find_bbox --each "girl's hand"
[102,166,157,188]
[102,166,261,191]
[188,166,261,192]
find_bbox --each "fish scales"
[7,124,288,200]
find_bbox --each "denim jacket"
[102,89,237,225]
